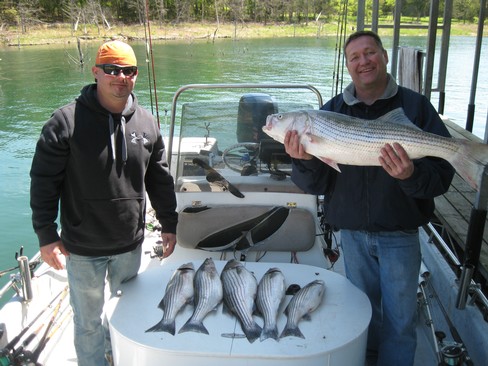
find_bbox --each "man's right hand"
[284,130,313,160]
[40,240,69,270]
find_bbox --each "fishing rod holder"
[456,165,488,310]
[17,256,33,302]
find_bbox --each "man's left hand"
[161,232,177,258]
[379,142,414,180]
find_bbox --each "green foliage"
[1,7,19,24]
[1,0,483,28]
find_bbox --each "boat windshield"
[168,85,322,193]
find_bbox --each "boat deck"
[433,117,488,279]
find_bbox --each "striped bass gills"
[263,108,488,191]
[256,267,286,342]
[179,258,223,335]
[145,262,195,335]
[221,259,262,343]
[280,279,325,339]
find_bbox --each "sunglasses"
[96,64,138,77]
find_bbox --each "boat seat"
[176,205,315,252]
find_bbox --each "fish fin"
[242,321,262,343]
[178,319,209,335]
[302,313,312,321]
[449,139,488,191]
[260,325,279,342]
[280,324,305,339]
[303,132,342,172]
[377,108,419,129]
[145,319,176,335]
[318,157,342,172]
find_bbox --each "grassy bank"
[1,20,481,47]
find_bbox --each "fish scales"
[263,108,488,190]
[221,260,262,343]
[179,258,223,335]
[280,279,325,339]
[308,111,460,160]
[146,262,195,335]
[256,267,285,342]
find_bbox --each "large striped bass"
[262,108,488,191]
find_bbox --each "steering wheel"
[222,143,260,173]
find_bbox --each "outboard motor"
[237,93,278,142]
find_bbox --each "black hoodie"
[30,84,177,256]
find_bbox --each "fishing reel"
[10,350,39,366]
[438,340,473,366]
[0,351,14,366]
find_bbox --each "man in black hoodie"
[284,31,454,366]
[30,40,178,366]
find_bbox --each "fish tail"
[242,321,263,343]
[178,319,209,335]
[260,325,279,342]
[279,324,305,339]
[449,140,488,191]
[145,319,176,335]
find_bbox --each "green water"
[0,36,486,294]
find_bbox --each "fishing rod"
[12,305,72,366]
[10,323,45,363]
[26,307,73,365]
[27,286,68,360]
[0,286,68,362]
[423,273,474,365]
[418,276,442,364]
[143,0,161,128]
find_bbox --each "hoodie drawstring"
[108,114,128,163]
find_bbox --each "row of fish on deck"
[145,258,326,343]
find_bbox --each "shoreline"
[1,21,481,47]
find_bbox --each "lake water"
[0,35,487,292]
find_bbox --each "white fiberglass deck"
[106,260,371,366]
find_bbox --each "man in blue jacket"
[284,31,454,366]
[30,40,178,366]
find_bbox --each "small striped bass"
[256,267,286,341]
[179,258,223,335]
[263,108,488,191]
[280,279,325,339]
[146,262,195,335]
[221,259,262,343]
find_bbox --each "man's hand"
[284,130,313,160]
[161,232,177,258]
[40,240,69,270]
[379,143,415,180]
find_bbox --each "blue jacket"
[291,76,455,231]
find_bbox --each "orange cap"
[95,40,137,66]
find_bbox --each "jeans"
[340,230,420,366]
[66,246,142,366]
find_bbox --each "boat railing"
[0,252,41,302]
[166,83,324,173]
[425,222,488,317]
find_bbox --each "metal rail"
[167,83,324,171]
[425,222,488,313]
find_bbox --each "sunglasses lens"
[97,64,137,77]
[122,67,137,76]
